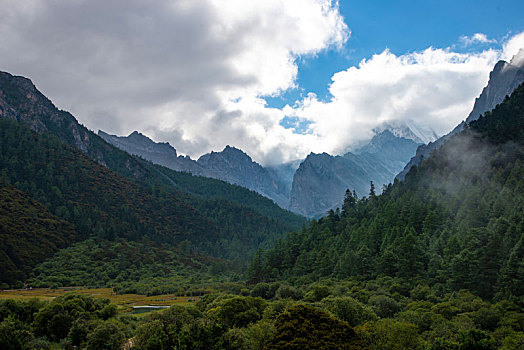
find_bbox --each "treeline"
[0,294,129,349]
[27,238,233,296]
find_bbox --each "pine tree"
[369,181,376,198]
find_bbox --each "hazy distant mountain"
[397,48,524,180]
[266,159,303,194]
[98,130,205,175]
[288,129,421,217]
[99,130,291,208]
[100,122,431,217]
[197,146,290,208]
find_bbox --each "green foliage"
[0,316,34,350]
[32,294,111,342]
[0,298,45,324]
[369,295,401,318]
[133,305,225,350]
[85,320,126,350]
[0,185,78,285]
[357,319,421,350]
[205,296,266,328]
[274,285,303,300]
[265,304,365,349]
[0,294,127,349]
[321,296,377,326]
[304,284,332,302]
[27,238,224,294]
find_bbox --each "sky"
[1,0,524,166]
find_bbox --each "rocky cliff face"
[288,130,421,217]
[0,72,92,155]
[397,48,524,180]
[101,126,426,216]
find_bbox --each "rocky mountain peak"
[222,145,250,158]
[0,71,91,154]
[128,130,146,139]
[198,145,254,167]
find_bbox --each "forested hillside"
[0,71,305,288]
[204,83,524,348]
[0,184,78,286]
[250,83,524,300]
[0,117,301,288]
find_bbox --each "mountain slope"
[0,71,305,287]
[0,70,302,227]
[288,130,421,217]
[197,146,290,208]
[0,184,78,286]
[0,117,304,278]
[0,118,213,244]
[266,159,303,195]
[397,48,524,180]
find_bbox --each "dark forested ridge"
[0,117,303,287]
[0,71,304,288]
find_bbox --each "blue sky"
[270,0,524,110]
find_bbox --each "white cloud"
[282,47,501,156]
[0,0,347,164]
[0,1,523,166]
[460,33,497,46]
[501,31,524,62]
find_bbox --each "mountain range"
[100,121,435,217]
[98,131,291,208]
[100,45,524,218]
[288,129,425,216]
[2,47,523,288]
[254,78,524,302]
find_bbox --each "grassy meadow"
[0,287,199,314]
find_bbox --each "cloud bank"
[0,1,523,165]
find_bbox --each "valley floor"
[0,287,199,314]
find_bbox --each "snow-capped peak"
[373,120,439,144]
